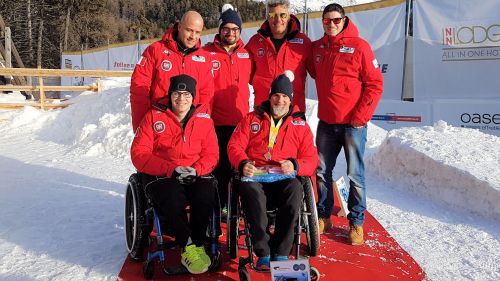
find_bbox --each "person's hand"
[279,160,295,175]
[243,161,256,177]
[174,166,197,185]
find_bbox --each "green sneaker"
[195,245,212,268]
[181,244,209,274]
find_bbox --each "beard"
[271,105,289,117]
[221,35,237,46]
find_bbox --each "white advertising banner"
[413,0,500,100]
[433,100,500,136]
[307,0,407,100]
[108,44,139,71]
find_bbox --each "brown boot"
[318,218,332,234]
[348,224,364,245]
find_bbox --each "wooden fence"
[0,68,132,109]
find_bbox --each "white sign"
[413,0,500,100]
[334,176,350,217]
[271,259,310,281]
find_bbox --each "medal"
[264,151,272,160]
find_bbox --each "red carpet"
[117,198,426,280]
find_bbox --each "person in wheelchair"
[227,71,319,270]
[130,74,219,275]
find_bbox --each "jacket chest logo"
[315,54,321,64]
[237,53,249,59]
[192,55,206,62]
[211,60,221,71]
[257,48,265,57]
[250,122,261,133]
[339,46,355,53]
[153,121,166,133]
[289,38,304,44]
[161,60,172,71]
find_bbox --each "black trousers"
[238,178,302,257]
[213,125,236,208]
[142,175,216,247]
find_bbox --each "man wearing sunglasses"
[203,4,252,217]
[130,10,214,132]
[309,3,384,245]
[246,0,312,113]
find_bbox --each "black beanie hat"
[219,4,242,33]
[269,70,295,100]
[168,74,197,99]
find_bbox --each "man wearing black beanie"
[204,4,252,216]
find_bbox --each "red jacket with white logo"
[130,24,214,131]
[246,15,312,112]
[309,18,383,125]
[228,102,318,177]
[131,103,219,177]
[203,36,252,126]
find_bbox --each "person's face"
[267,5,290,38]
[171,91,193,115]
[270,93,291,117]
[177,19,203,48]
[322,11,345,36]
[220,23,240,46]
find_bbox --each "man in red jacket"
[228,71,318,270]
[131,74,219,274]
[203,4,252,214]
[309,4,384,245]
[246,0,312,112]
[130,10,214,131]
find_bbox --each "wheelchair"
[226,175,321,281]
[124,173,222,279]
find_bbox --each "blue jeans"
[315,121,367,226]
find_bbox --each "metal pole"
[401,0,413,101]
[137,28,141,61]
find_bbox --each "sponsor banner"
[371,100,432,131]
[433,100,500,136]
[60,54,84,92]
[307,1,406,101]
[413,0,500,100]
[108,44,139,71]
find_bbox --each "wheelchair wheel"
[125,173,151,261]
[302,177,320,257]
[238,267,251,281]
[143,260,154,280]
[227,180,240,259]
[310,266,320,281]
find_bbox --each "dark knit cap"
[168,74,197,99]
[269,70,294,100]
[219,4,242,32]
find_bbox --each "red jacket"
[130,24,214,131]
[228,102,318,177]
[203,36,252,126]
[131,103,219,177]
[310,18,383,125]
[246,15,312,112]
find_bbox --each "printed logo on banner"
[250,122,261,133]
[161,60,172,71]
[153,121,165,133]
[441,23,500,62]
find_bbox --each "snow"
[1,78,499,281]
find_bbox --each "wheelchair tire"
[125,173,151,262]
[142,260,154,280]
[303,177,320,257]
[227,180,240,259]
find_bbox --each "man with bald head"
[130,10,214,131]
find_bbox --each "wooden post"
[96,77,102,92]
[38,73,45,110]
[5,27,12,85]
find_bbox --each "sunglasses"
[268,12,289,19]
[221,27,240,34]
[322,17,344,25]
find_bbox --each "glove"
[174,166,197,185]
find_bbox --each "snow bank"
[367,120,500,220]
